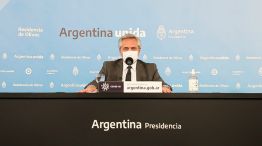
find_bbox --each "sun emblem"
[101,82,110,91]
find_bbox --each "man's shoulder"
[137,59,156,66]
[103,58,122,66]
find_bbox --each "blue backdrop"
[0,0,262,92]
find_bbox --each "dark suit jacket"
[86,59,171,89]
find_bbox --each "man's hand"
[80,85,98,93]
[162,86,172,93]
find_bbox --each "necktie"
[125,66,132,81]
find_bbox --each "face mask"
[122,51,139,65]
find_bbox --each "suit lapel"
[136,60,146,81]
[115,59,123,81]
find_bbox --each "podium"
[98,81,162,93]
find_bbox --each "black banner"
[0,93,261,146]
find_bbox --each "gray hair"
[118,34,141,49]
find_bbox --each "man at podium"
[81,34,172,93]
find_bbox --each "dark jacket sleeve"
[151,63,172,91]
[84,61,107,89]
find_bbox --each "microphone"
[125,57,133,65]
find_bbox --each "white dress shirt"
[122,61,137,82]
